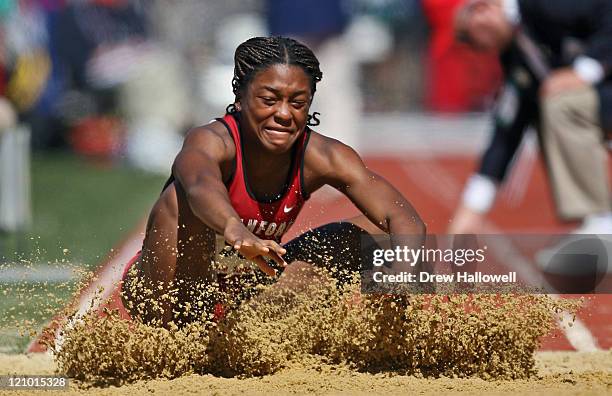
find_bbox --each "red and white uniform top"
[219,113,311,242]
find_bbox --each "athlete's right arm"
[173,126,240,235]
[172,125,285,275]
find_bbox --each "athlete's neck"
[241,130,296,202]
[243,135,293,175]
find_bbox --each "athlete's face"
[239,64,312,154]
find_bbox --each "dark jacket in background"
[479,0,612,182]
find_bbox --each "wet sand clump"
[209,279,578,379]
[51,311,211,385]
[48,267,581,386]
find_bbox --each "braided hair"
[226,36,323,126]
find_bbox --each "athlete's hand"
[224,218,287,277]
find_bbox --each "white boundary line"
[71,236,143,319]
[359,113,490,155]
[0,265,78,283]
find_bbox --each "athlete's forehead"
[248,64,312,97]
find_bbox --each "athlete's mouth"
[263,127,293,134]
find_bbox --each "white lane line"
[0,265,78,283]
[359,113,490,155]
[73,236,143,318]
[399,159,601,352]
[550,294,600,352]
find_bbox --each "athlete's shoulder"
[305,129,361,166]
[182,118,236,160]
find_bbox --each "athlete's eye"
[291,100,306,109]
[259,97,276,106]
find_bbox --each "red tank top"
[219,113,310,242]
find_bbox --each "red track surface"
[28,155,612,353]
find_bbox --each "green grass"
[0,152,166,267]
[0,281,78,353]
[0,152,167,352]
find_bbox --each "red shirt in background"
[422,0,502,112]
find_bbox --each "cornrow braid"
[226,36,323,126]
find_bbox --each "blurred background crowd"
[0,0,501,163]
[0,0,511,262]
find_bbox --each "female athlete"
[121,36,425,326]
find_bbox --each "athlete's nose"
[274,101,292,126]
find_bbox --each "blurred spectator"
[266,0,361,149]
[450,0,612,234]
[422,0,502,112]
[49,0,190,173]
[0,0,35,234]
[1,0,57,148]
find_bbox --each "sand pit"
[0,351,611,395]
[2,266,609,395]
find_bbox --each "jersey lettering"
[245,219,257,232]
[240,219,292,239]
[264,222,277,236]
[256,221,268,235]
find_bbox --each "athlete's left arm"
[315,139,426,238]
